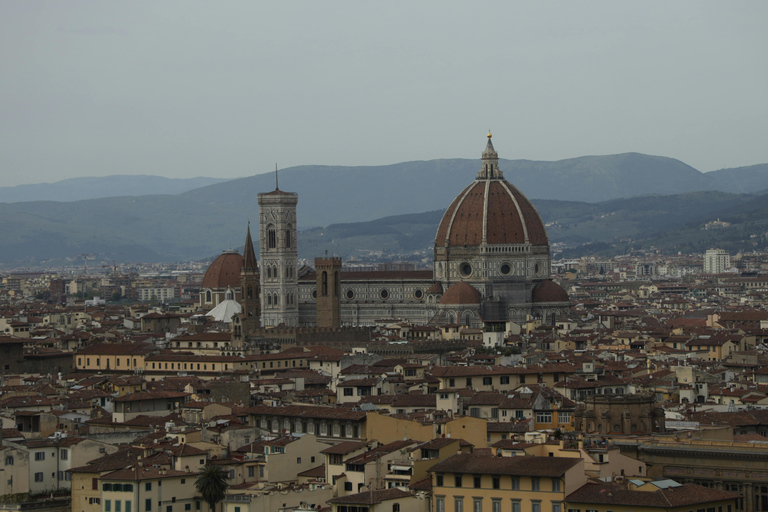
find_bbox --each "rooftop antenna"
[275,163,279,190]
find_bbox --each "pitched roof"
[428,453,580,477]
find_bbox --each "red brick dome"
[532,279,569,303]
[202,250,243,289]
[440,281,481,305]
[435,136,548,249]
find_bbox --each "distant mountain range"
[0,176,230,203]
[1,153,767,267]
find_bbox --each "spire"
[477,130,503,180]
[242,222,258,273]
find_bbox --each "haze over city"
[2,1,767,188]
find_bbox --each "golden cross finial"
[487,130,492,139]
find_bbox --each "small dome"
[426,282,444,294]
[206,299,242,323]
[440,281,481,305]
[532,280,569,303]
[202,250,243,289]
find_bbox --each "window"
[105,500,112,512]
[297,457,302,464]
[454,497,464,512]
[34,472,44,482]
[345,482,353,491]
[500,376,510,385]
[552,504,561,512]
[470,408,480,418]
[343,388,353,396]
[146,483,152,491]
[474,476,481,488]
[531,502,541,512]
[511,501,521,512]
[511,477,520,490]
[59,449,68,460]
[466,378,472,387]
[473,498,482,512]
[454,475,463,487]
[392,505,400,512]
[492,499,502,512]
[436,497,445,512]
[248,466,255,478]
[35,452,45,461]
[483,377,492,386]
[552,478,561,492]
[116,501,122,512]
[185,505,191,511]
[515,410,525,419]
[146,499,152,512]
[531,477,540,491]
[492,476,500,489]
[126,501,132,512]
[5,456,13,465]
[436,474,444,486]
[559,412,571,424]
[536,412,552,423]
[92,478,98,490]
[166,507,172,512]
[449,378,456,387]
[229,470,235,479]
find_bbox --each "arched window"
[267,295,272,306]
[225,289,233,300]
[285,227,292,248]
[247,286,253,299]
[205,290,212,303]
[335,271,340,297]
[321,271,328,296]
[267,225,276,249]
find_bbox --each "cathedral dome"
[202,250,243,289]
[532,279,569,303]
[440,281,481,305]
[435,135,548,248]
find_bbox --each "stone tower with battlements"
[257,187,299,327]
[315,256,342,328]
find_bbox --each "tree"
[195,464,229,512]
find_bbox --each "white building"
[703,248,731,274]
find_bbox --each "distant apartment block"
[704,248,731,274]
[136,286,177,302]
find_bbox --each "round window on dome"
[380,289,389,300]
[311,289,317,299]
[500,263,511,275]
[414,289,423,299]
[460,262,473,277]
[345,289,354,300]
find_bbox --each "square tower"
[257,188,299,327]
[315,256,342,328]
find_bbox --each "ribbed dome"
[202,250,243,289]
[440,281,481,305]
[532,279,569,303]
[435,135,548,248]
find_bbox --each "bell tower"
[257,185,299,327]
[239,222,261,335]
[315,256,342,328]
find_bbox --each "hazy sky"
[2,2,767,187]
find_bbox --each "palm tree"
[195,464,230,512]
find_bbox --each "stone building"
[203,134,571,329]
[574,394,665,435]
